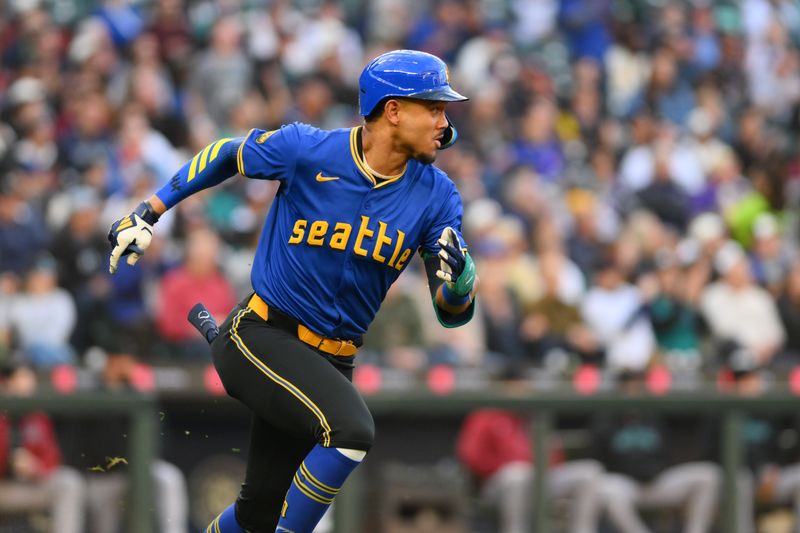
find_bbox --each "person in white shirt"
[581,254,656,373]
[4,256,76,367]
[700,240,786,364]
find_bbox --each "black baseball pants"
[211,296,374,532]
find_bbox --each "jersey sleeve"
[237,124,300,184]
[421,180,467,255]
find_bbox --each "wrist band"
[134,201,160,225]
[442,283,470,306]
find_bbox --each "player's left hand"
[436,227,475,296]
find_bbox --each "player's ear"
[384,99,402,126]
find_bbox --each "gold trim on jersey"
[349,126,406,188]
[237,128,256,177]
[204,513,221,533]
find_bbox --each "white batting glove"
[107,201,160,274]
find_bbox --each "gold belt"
[247,294,358,357]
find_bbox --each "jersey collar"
[349,126,407,189]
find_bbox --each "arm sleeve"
[155,137,242,209]
[154,124,300,209]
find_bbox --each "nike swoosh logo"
[316,172,340,182]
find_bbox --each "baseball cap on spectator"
[68,20,107,64]
[752,213,780,240]
[564,188,596,216]
[6,77,46,107]
[676,238,702,266]
[687,108,714,137]
[493,216,525,249]
[689,212,725,244]
[463,198,502,237]
[714,240,745,275]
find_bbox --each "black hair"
[365,97,390,122]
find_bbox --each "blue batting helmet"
[358,49,468,117]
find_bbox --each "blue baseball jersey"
[235,123,466,340]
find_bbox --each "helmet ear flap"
[439,115,458,150]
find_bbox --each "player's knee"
[332,412,375,452]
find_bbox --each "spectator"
[1,2,800,524]
[701,241,786,366]
[0,364,85,533]
[188,16,253,128]
[457,409,602,533]
[604,23,651,118]
[49,187,110,355]
[98,252,159,388]
[565,191,607,279]
[146,0,193,79]
[114,104,183,190]
[619,112,657,193]
[631,46,695,126]
[733,107,775,172]
[476,248,526,378]
[361,276,428,373]
[511,98,566,183]
[0,177,49,275]
[641,248,706,377]
[557,0,612,63]
[636,151,691,233]
[81,418,189,533]
[748,213,793,296]
[581,252,656,373]
[777,262,800,363]
[521,246,598,366]
[722,349,800,533]
[155,226,236,360]
[4,255,76,368]
[594,372,721,533]
[744,18,800,122]
[686,108,735,182]
[58,90,117,191]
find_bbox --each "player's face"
[397,99,449,164]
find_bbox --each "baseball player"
[107,50,478,533]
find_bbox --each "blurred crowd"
[1,0,800,389]
[1,1,800,531]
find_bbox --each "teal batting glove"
[436,227,475,298]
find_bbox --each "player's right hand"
[108,201,159,274]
